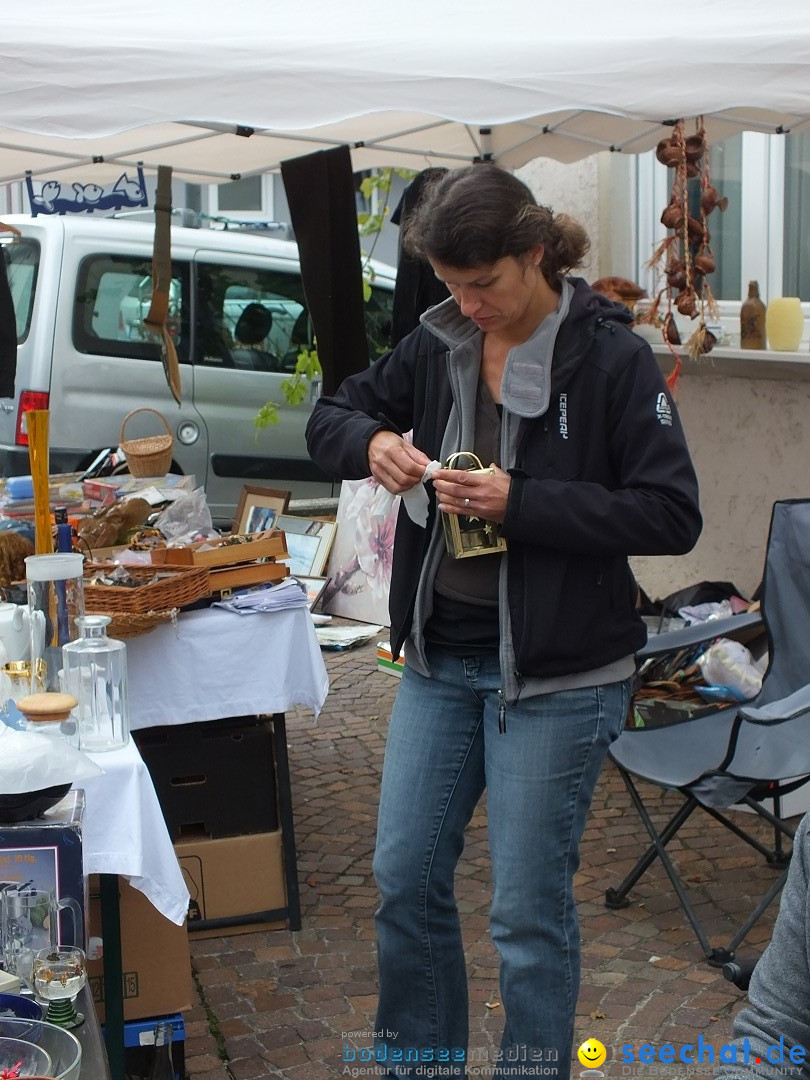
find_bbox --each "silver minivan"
[0,215,396,523]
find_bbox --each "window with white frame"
[206,174,274,219]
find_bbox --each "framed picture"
[276,515,337,577]
[233,485,291,534]
[294,575,329,612]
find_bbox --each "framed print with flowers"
[321,477,399,626]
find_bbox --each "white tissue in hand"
[0,728,103,794]
[400,460,441,527]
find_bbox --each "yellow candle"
[766,297,805,351]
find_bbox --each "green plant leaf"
[254,401,280,431]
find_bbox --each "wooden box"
[155,530,287,568]
[207,560,289,593]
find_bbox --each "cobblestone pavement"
[183,639,790,1080]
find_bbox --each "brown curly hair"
[403,164,590,287]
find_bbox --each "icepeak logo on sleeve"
[655,392,672,426]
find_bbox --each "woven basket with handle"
[119,408,174,478]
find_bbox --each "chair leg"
[698,802,791,865]
[754,790,795,866]
[605,770,715,958]
[604,767,793,965]
[605,770,698,903]
[725,865,790,957]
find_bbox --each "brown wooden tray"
[209,560,290,593]
[155,530,288,568]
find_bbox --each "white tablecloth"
[69,604,328,925]
[77,740,190,925]
[124,606,329,730]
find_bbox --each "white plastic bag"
[698,638,764,701]
[0,727,102,794]
[153,486,216,544]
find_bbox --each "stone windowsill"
[650,343,810,382]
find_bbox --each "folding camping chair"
[605,498,810,965]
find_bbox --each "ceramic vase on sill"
[766,296,805,351]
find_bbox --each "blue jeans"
[372,647,630,1079]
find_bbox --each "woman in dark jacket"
[306,165,701,1079]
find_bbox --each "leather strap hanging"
[144,165,181,405]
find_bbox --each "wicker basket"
[102,608,178,638]
[119,408,174,478]
[83,563,211,614]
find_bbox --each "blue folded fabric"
[4,475,34,500]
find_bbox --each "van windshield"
[3,238,39,343]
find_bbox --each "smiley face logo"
[577,1039,607,1069]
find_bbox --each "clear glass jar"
[61,615,129,752]
[25,553,85,693]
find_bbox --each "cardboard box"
[87,876,193,1023]
[175,830,287,935]
[0,789,86,952]
[376,641,404,678]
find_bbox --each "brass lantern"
[441,452,508,560]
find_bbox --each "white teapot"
[0,602,41,663]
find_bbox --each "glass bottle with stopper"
[61,614,130,751]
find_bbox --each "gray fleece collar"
[420,296,478,349]
[421,279,573,419]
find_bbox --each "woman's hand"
[368,430,432,494]
[433,464,511,523]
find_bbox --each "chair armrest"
[739,684,810,723]
[637,610,763,660]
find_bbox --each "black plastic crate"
[134,716,278,839]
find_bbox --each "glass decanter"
[61,614,130,752]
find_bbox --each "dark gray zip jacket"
[306,277,701,681]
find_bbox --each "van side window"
[194,262,394,372]
[4,238,40,343]
[195,263,309,373]
[73,255,189,362]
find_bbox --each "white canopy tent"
[3,0,810,185]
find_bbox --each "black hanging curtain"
[0,249,17,399]
[280,145,368,396]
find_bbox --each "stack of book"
[0,473,86,520]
